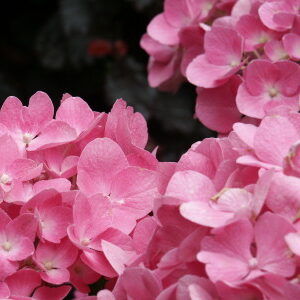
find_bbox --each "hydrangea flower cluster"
[1,89,300,298]
[0,92,159,299]
[141,0,300,134]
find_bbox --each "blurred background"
[0,0,213,162]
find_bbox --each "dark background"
[0,0,213,163]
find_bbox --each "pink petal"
[283,33,300,60]
[33,286,71,300]
[41,268,70,285]
[285,232,300,256]
[254,115,299,166]
[56,97,94,135]
[28,91,54,130]
[5,269,41,296]
[197,219,253,282]
[118,267,162,299]
[244,60,279,96]
[28,120,77,151]
[187,55,239,88]
[0,135,20,170]
[7,213,37,241]
[81,251,118,277]
[40,206,72,243]
[147,13,179,46]
[165,170,216,203]
[0,96,23,131]
[180,201,233,227]
[102,240,133,275]
[195,76,241,133]
[255,212,295,277]
[77,138,128,196]
[110,166,158,219]
[205,26,243,66]
[9,159,42,181]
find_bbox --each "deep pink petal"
[33,286,71,300]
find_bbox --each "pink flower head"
[0,91,54,152]
[187,26,244,88]
[236,59,300,118]
[197,212,296,284]
[0,209,37,262]
[77,138,158,234]
[21,189,72,243]
[33,238,78,284]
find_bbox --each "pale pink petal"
[110,166,158,219]
[0,96,23,131]
[285,232,300,256]
[140,34,174,62]
[0,135,21,170]
[259,2,294,31]
[255,212,295,277]
[40,206,72,243]
[180,201,233,227]
[102,240,133,275]
[205,26,243,66]
[165,170,216,203]
[254,116,299,166]
[187,55,239,88]
[33,178,71,194]
[147,13,179,46]
[197,219,253,282]
[264,40,288,62]
[28,91,54,130]
[56,97,94,135]
[7,213,37,241]
[9,159,42,181]
[77,138,128,196]
[28,120,77,151]
[283,33,300,60]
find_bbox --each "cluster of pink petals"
[3,88,300,298]
[0,92,160,299]
[142,0,300,134]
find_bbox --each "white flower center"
[44,261,53,270]
[22,133,34,145]
[248,257,258,268]
[0,174,11,185]
[2,241,12,251]
[268,87,278,98]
